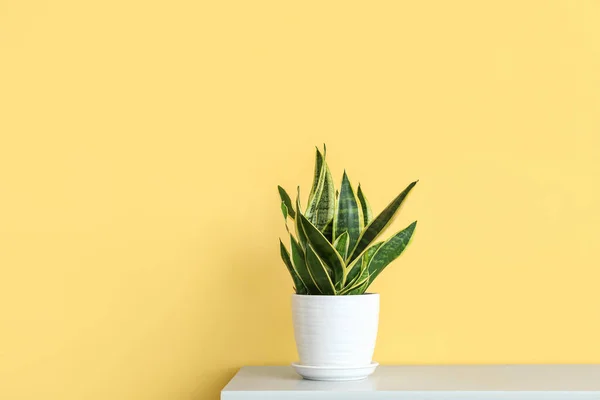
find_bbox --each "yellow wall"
[1,1,599,399]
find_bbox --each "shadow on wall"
[189,367,238,400]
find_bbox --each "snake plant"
[278,145,418,295]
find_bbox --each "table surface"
[221,365,600,400]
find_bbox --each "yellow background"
[1,0,599,399]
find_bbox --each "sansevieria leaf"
[333,231,350,260]
[322,218,333,243]
[295,188,307,249]
[305,148,324,221]
[367,221,417,282]
[280,239,308,294]
[357,184,373,227]
[312,161,335,231]
[280,202,290,232]
[348,180,418,263]
[344,277,370,295]
[289,234,319,294]
[298,212,345,285]
[345,241,383,288]
[334,171,361,254]
[339,266,369,295]
[305,243,336,295]
[278,186,295,219]
[306,147,324,213]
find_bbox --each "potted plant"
[278,145,418,381]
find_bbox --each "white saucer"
[291,362,378,381]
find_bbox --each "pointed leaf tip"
[365,221,417,285]
[357,183,373,227]
[348,180,417,262]
[334,170,361,255]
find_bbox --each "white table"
[222,365,600,399]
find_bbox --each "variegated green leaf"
[367,221,417,283]
[357,184,373,227]
[278,186,295,219]
[344,277,370,295]
[305,148,335,231]
[280,239,308,294]
[295,188,307,249]
[333,231,350,260]
[305,243,336,295]
[339,266,369,295]
[322,218,333,243]
[345,242,383,288]
[306,147,324,208]
[290,234,319,294]
[312,161,335,231]
[298,212,345,285]
[281,202,290,232]
[348,180,418,263]
[305,148,324,221]
[333,171,361,254]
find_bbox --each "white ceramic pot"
[291,294,379,368]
